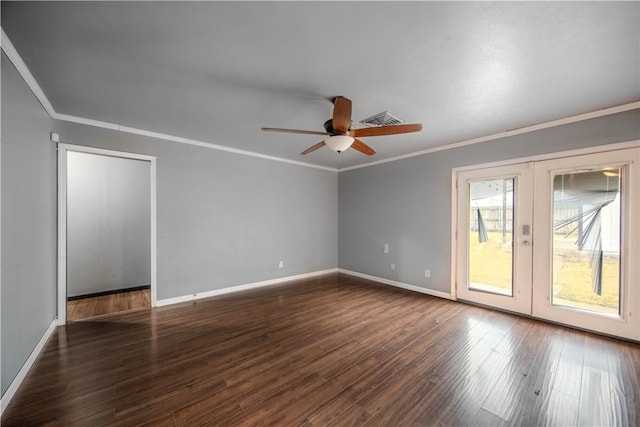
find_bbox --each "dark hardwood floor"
[2,273,639,426]
[67,288,151,321]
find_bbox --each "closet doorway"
[57,144,157,323]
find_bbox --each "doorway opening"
[57,144,157,323]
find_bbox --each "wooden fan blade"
[332,96,352,134]
[351,139,376,156]
[262,127,328,136]
[301,141,326,155]
[349,123,423,137]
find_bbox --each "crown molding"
[338,101,640,172]
[1,27,337,173]
[53,113,338,172]
[1,28,56,117]
[3,26,637,174]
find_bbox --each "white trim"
[450,173,458,300]
[451,139,640,174]
[338,268,454,301]
[338,102,640,172]
[57,145,67,325]
[57,143,158,324]
[1,28,56,117]
[156,268,338,307]
[54,114,338,173]
[156,294,193,307]
[0,319,57,415]
[58,143,158,163]
[149,160,158,307]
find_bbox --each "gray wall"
[1,44,337,396]
[339,109,640,294]
[52,121,338,300]
[66,152,151,297]
[1,53,56,395]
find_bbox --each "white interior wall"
[66,151,151,297]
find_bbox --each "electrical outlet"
[391,263,396,270]
[279,261,284,269]
[425,269,431,278]
[384,243,389,254]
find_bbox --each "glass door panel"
[468,179,514,296]
[532,148,640,340]
[551,169,622,316]
[456,163,533,315]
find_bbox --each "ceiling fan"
[261,96,423,156]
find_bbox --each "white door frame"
[531,148,640,340]
[57,143,157,325]
[454,162,534,315]
[451,140,640,339]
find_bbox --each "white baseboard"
[156,293,193,306]
[338,268,454,301]
[156,268,339,307]
[1,319,57,415]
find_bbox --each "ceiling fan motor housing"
[324,119,351,135]
[323,119,336,135]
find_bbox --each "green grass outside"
[468,232,619,313]
[553,236,619,311]
[469,231,513,290]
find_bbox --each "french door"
[456,163,534,315]
[455,147,640,340]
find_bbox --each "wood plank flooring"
[3,273,639,426]
[67,289,151,321]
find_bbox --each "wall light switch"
[384,243,389,254]
[425,269,431,278]
[279,261,284,269]
[391,263,396,270]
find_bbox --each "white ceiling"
[2,2,639,169]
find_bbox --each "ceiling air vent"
[359,111,404,127]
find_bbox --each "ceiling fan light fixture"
[263,96,421,156]
[325,135,354,153]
